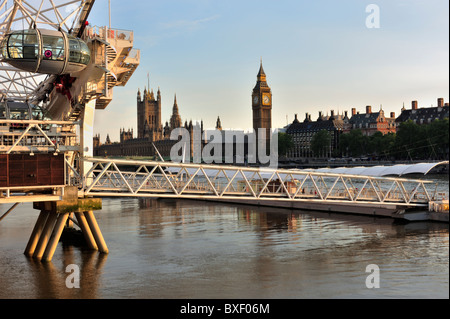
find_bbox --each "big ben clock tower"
[252,60,272,147]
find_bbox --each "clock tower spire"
[252,60,272,147]
[257,57,266,82]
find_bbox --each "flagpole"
[109,0,111,29]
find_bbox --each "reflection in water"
[24,250,108,299]
[0,197,448,299]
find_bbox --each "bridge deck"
[80,158,444,210]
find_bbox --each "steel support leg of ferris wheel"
[81,99,96,188]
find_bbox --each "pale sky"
[89,0,449,142]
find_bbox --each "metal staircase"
[106,44,117,64]
[68,103,84,121]
[64,25,140,117]
[118,59,138,87]
[106,70,117,90]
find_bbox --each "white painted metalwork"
[81,157,445,208]
[0,0,95,100]
[0,185,65,202]
[314,161,449,177]
[0,118,79,153]
[0,1,139,204]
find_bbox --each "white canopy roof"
[315,161,448,177]
[165,161,448,179]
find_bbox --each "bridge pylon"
[23,187,107,262]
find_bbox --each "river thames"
[0,176,448,299]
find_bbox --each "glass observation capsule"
[0,100,50,121]
[1,29,90,75]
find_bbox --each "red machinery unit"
[0,154,65,188]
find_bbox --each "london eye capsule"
[1,29,90,75]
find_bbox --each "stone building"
[95,62,274,162]
[252,61,272,147]
[344,105,397,136]
[286,111,345,158]
[94,85,197,158]
[395,98,449,125]
[137,87,162,140]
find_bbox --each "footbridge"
[79,157,449,221]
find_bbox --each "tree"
[337,129,368,157]
[349,129,369,157]
[278,132,294,157]
[334,119,448,160]
[368,131,384,155]
[311,130,331,158]
[394,120,426,160]
[425,118,449,160]
[368,131,396,158]
[337,132,351,157]
[380,133,396,159]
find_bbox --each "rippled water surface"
[0,176,448,299]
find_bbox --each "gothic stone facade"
[252,62,272,145]
[94,86,190,158]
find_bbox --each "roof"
[350,112,382,126]
[253,62,270,91]
[257,62,266,77]
[287,118,344,134]
[164,162,448,181]
[313,161,449,177]
[395,106,449,123]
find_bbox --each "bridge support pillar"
[75,211,98,251]
[84,210,109,254]
[27,187,105,262]
[32,211,58,260]
[42,213,69,262]
[24,210,50,257]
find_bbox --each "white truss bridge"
[79,157,449,221]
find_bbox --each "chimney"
[438,98,444,108]
[352,108,356,116]
[390,112,395,119]
[366,106,372,114]
[412,101,418,110]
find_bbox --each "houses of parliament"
[94,62,273,160]
[94,59,448,161]
[94,86,210,158]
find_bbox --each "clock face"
[253,96,259,105]
[263,94,271,105]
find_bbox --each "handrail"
[85,26,134,43]
[82,157,435,184]
[0,119,79,125]
[80,157,448,207]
